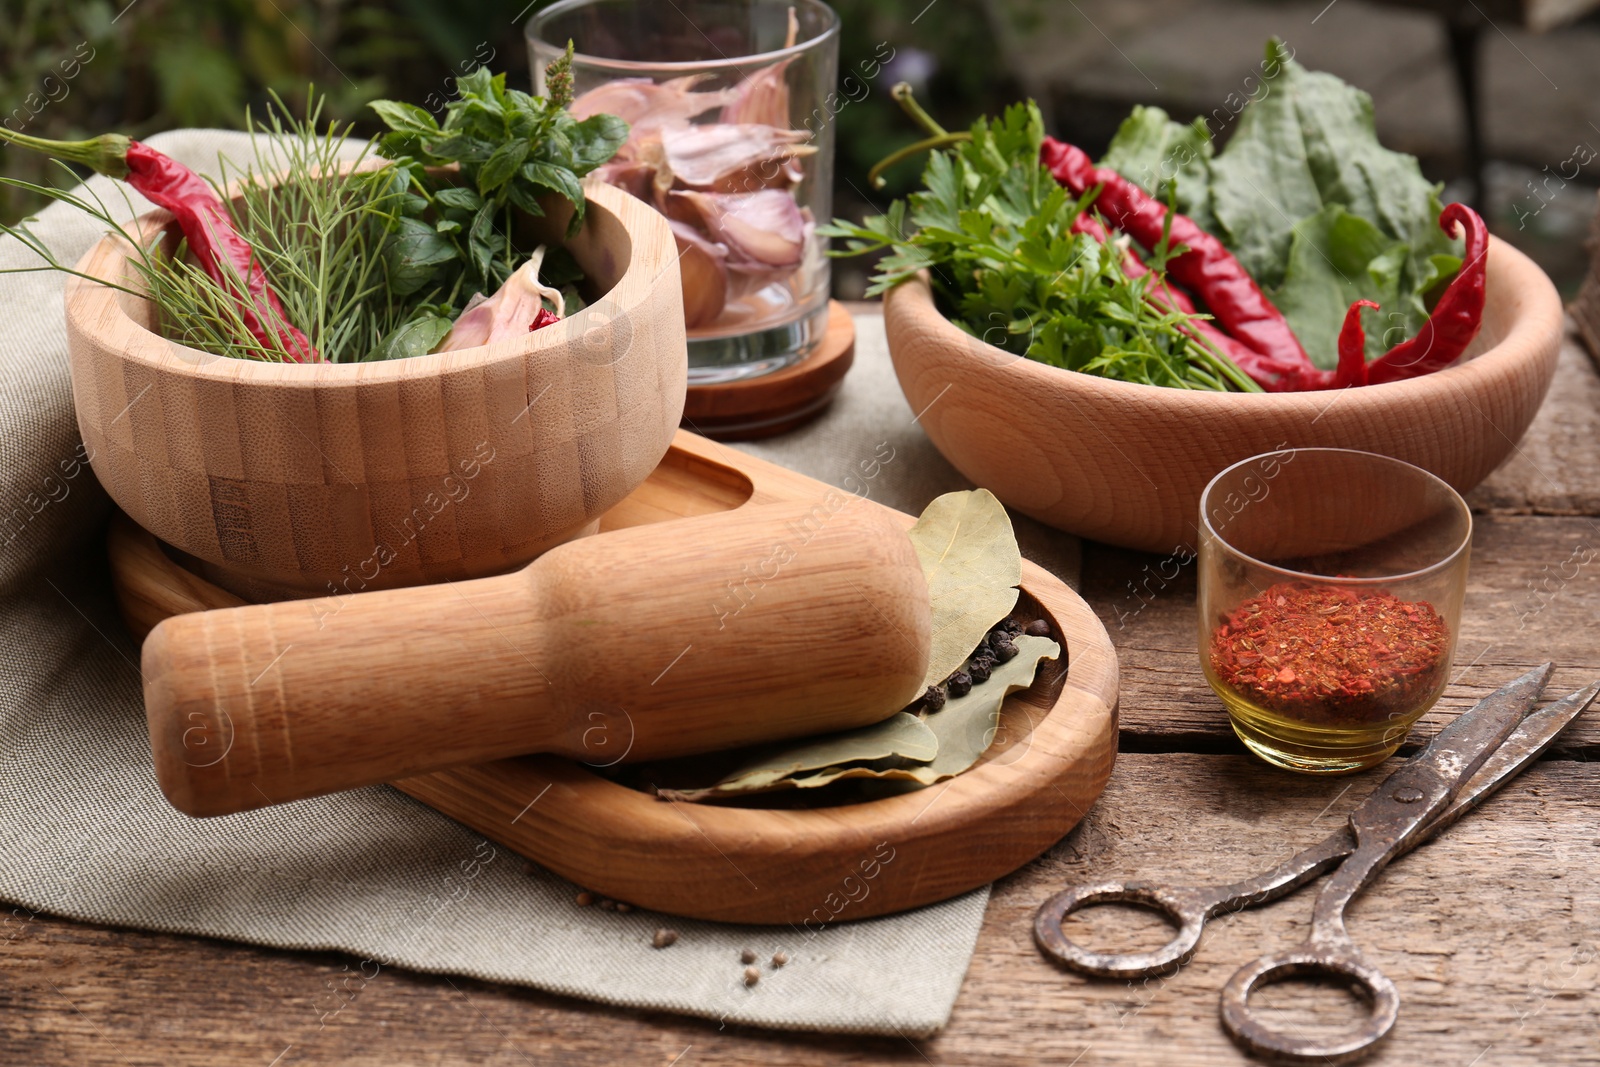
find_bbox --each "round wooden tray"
[109,433,1119,924]
[681,301,855,440]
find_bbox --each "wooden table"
[5,326,1600,1066]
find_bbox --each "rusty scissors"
[1034,664,1599,1064]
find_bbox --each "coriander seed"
[740,948,757,964]
[652,928,679,949]
[743,966,761,986]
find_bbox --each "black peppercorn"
[922,685,947,712]
[948,671,972,698]
[1025,619,1050,637]
[968,656,993,683]
[991,635,1018,662]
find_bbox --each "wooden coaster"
[681,300,855,440]
[107,431,1118,924]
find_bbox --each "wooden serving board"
[109,430,1119,924]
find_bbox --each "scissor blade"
[1408,662,1553,791]
[1415,679,1600,847]
[1339,664,1551,850]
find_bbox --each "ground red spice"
[1209,582,1450,725]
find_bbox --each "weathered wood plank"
[2,753,1595,1065]
[1469,331,1600,517]
[1088,513,1600,754]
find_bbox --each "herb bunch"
[818,102,1260,391]
[0,50,629,364]
[0,93,431,363]
[368,45,629,300]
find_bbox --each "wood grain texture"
[883,237,1565,552]
[64,180,688,601]
[1569,189,1600,364]
[2,752,1595,1066]
[109,430,1120,923]
[681,301,856,440]
[139,501,932,818]
[1468,331,1600,516]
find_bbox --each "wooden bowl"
[883,237,1565,553]
[64,180,687,600]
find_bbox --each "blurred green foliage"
[1,0,1016,284]
[0,0,540,222]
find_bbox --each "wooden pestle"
[143,501,931,817]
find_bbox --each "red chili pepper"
[1043,137,1489,393]
[1363,203,1487,385]
[528,308,561,332]
[1334,299,1380,389]
[1042,137,1312,391]
[0,129,318,363]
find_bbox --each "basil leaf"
[433,186,482,212]
[568,113,630,174]
[467,202,501,283]
[423,134,497,165]
[504,180,546,218]
[521,160,586,235]
[383,216,460,297]
[368,312,454,361]
[478,139,530,196]
[369,99,441,137]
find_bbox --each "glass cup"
[528,0,839,384]
[1197,449,1472,774]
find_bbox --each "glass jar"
[528,0,839,384]
[1197,449,1472,774]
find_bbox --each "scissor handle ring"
[1220,949,1400,1065]
[1033,882,1209,979]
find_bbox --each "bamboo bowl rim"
[63,177,672,387]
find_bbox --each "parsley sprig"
[819,100,1260,391]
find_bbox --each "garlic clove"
[669,189,807,269]
[438,247,565,351]
[569,74,732,135]
[659,123,814,192]
[720,58,794,128]
[669,219,730,330]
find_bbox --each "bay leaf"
[899,634,1059,784]
[664,636,1060,801]
[658,713,937,801]
[907,489,1023,690]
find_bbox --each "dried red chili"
[1209,582,1449,726]
[1041,136,1314,390]
[1333,299,1380,389]
[1355,204,1489,386]
[1041,136,1489,394]
[0,129,318,363]
[529,308,561,332]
